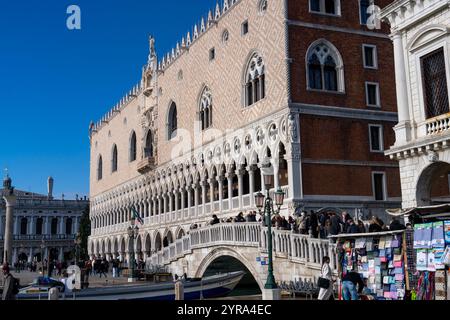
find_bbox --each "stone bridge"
[146,223,337,290]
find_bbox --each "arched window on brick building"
[307,40,344,93]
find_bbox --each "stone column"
[193,184,199,217]
[272,159,280,190]
[74,217,79,235]
[209,178,215,210]
[236,169,244,209]
[227,172,234,211]
[158,196,162,215]
[45,216,50,235]
[260,164,266,194]
[391,31,411,144]
[169,192,173,214]
[180,188,185,210]
[153,197,157,216]
[58,247,64,262]
[163,194,167,215]
[248,166,255,208]
[29,216,34,235]
[29,247,33,263]
[3,193,17,265]
[218,177,223,212]
[201,181,207,215]
[59,217,64,235]
[187,186,192,213]
[286,149,302,200]
[174,190,179,212]
[13,216,19,235]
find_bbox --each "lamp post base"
[262,288,281,301]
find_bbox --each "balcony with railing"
[425,113,450,136]
[137,148,156,173]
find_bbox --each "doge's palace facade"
[89,0,401,261]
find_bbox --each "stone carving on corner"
[288,113,298,143]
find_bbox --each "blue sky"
[0,0,216,199]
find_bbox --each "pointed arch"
[129,130,137,162]
[144,129,154,158]
[167,101,178,140]
[154,231,162,252]
[306,39,344,93]
[199,86,213,130]
[111,144,118,173]
[243,52,266,107]
[97,155,103,181]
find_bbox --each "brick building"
[88,0,400,261]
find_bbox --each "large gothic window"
[421,48,449,119]
[111,145,118,173]
[129,131,137,162]
[168,102,178,139]
[307,40,344,92]
[97,155,103,181]
[199,87,213,130]
[145,130,154,158]
[244,53,265,107]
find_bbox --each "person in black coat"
[389,218,406,231]
[329,213,342,236]
[210,214,220,225]
[369,216,383,233]
[346,219,360,234]
[310,210,319,238]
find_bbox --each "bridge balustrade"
[139,223,338,274]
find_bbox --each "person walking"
[98,259,107,278]
[318,257,334,300]
[2,264,17,301]
[342,271,365,300]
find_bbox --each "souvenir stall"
[329,230,409,300]
[388,205,450,300]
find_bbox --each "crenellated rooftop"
[90,0,244,137]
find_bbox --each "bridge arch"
[194,247,264,291]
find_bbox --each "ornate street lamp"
[127,218,139,282]
[255,163,285,299]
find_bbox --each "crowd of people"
[207,210,407,240]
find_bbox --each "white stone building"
[382,0,450,209]
[0,177,88,264]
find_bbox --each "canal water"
[202,256,261,298]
